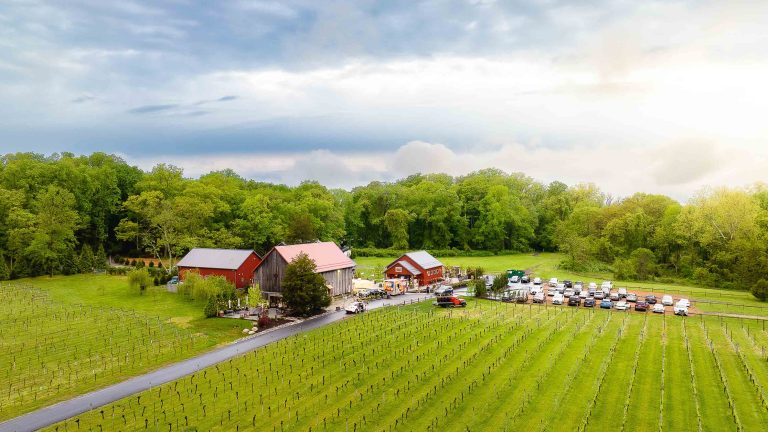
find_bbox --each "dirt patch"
[168,316,193,328]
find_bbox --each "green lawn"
[0,275,248,420]
[46,301,768,431]
[355,253,768,315]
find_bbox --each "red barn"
[176,248,261,289]
[384,251,444,287]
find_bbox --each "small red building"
[384,251,444,287]
[176,248,261,289]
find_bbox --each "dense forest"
[1,152,767,294]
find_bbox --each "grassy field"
[47,300,768,431]
[355,253,768,317]
[0,275,249,420]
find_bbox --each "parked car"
[661,295,673,306]
[552,293,565,305]
[615,301,630,311]
[588,282,598,291]
[600,299,613,309]
[618,287,627,298]
[601,281,613,290]
[533,292,546,303]
[588,286,597,296]
[568,295,581,306]
[626,293,638,302]
[594,291,605,300]
[345,300,367,314]
[533,277,543,285]
[609,291,620,301]
[521,275,530,284]
[579,290,589,299]
[510,275,520,284]
[485,275,495,288]
[547,288,556,296]
[530,285,543,295]
[653,303,665,314]
[434,285,453,295]
[635,301,649,312]
[564,288,575,298]
[674,301,689,316]
[583,297,596,307]
[574,281,584,290]
[645,295,657,304]
[549,277,559,287]
[563,280,573,288]
[678,298,691,308]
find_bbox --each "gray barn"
[253,242,355,298]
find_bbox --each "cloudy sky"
[2,0,767,199]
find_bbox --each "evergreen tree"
[94,244,108,270]
[80,245,95,272]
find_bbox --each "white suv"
[549,278,559,287]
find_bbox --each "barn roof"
[394,260,421,275]
[177,248,257,270]
[404,251,442,269]
[273,242,355,273]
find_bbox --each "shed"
[177,248,262,289]
[253,242,356,297]
[384,250,444,287]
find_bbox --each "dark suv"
[583,298,596,307]
[568,295,581,306]
[563,280,573,288]
[521,275,530,284]
[645,295,657,304]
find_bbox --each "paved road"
[0,293,435,432]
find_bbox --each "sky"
[1,0,767,200]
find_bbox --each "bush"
[149,261,155,268]
[258,314,272,328]
[204,297,219,318]
[474,278,487,298]
[751,279,768,301]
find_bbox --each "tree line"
[1,152,766,296]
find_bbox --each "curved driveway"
[0,293,434,432]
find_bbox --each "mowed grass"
[355,253,768,316]
[47,301,768,431]
[0,276,248,420]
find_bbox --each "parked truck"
[382,279,409,296]
[434,296,467,308]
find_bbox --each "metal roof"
[273,242,355,273]
[394,260,421,275]
[177,248,256,270]
[404,250,443,269]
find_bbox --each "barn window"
[395,266,402,272]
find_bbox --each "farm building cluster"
[176,243,446,302]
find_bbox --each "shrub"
[204,297,219,318]
[474,278,487,298]
[258,314,272,328]
[751,279,768,301]
[149,261,155,268]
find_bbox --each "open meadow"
[0,276,248,420]
[47,299,768,432]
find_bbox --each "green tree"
[282,253,330,316]
[128,268,153,295]
[384,209,411,249]
[79,246,95,273]
[25,185,81,276]
[629,248,656,280]
[94,244,108,271]
[0,253,9,280]
[491,274,508,298]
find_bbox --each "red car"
[634,301,649,312]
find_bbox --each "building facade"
[384,250,444,287]
[176,248,262,289]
